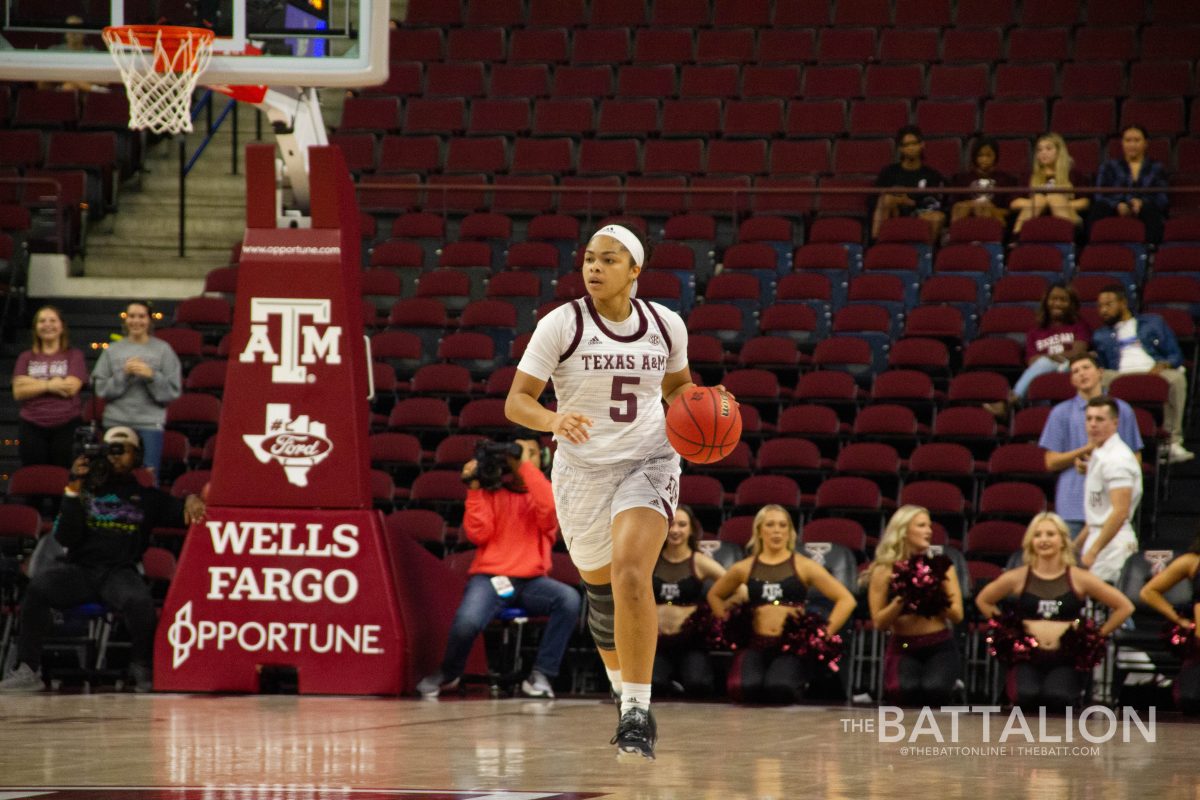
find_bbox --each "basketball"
[666,387,742,464]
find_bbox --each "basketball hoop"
[102,25,215,135]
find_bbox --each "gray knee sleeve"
[582,581,615,651]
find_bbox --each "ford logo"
[262,433,333,459]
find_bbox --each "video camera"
[73,424,123,489]
[467,440,524,491]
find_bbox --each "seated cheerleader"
[1138,531,1200,714]
[976,512,1133,709]
[652,505,732,697]
[707,504,856,703]
[866,505,965,706]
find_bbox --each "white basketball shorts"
[552,453,681,572]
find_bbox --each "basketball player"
[506,224,720,760]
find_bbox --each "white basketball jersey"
[518,297,689,467]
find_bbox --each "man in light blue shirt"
[1039,353,1142,539]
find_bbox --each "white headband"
[590,224,645,267]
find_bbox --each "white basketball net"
[103,26,215,135]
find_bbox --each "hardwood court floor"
[1,694,1199,800]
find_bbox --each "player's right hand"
[552,411,594,444]
[713,383,738,406]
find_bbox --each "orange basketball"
[666,386,742,464]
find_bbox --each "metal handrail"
[355,182,1196,197]
[0,177,51,339]
[176,89,243,256]
[356,179,1192,228]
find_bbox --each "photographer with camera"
[0,426,205,693]
[417,432,581,699]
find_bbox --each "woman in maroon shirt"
[949,136,1019,225]
[12,305,87,467]
[985,284,1090,419]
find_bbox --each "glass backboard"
[0,1,387,88]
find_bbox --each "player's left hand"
[713,384,738,405]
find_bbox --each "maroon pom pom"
[671,603,718,649]
[779,611,844,673]
[712,602,757,651]
[985,607,1040,664]
[1164,621,1199,658]
[890,553,953,617]
[1057,618,1108,671]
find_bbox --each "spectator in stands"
[1040,353,1143,540]
[984,283,1090,418]
[417,434,580,700]
[1079,396,1143,582]
[0,426,206,693]
[1138,531,1200,714]
[707,505,855,704]
[1088,125,1169,245]
[41,15,101,93]
[91,301,182,483]
[949,136,1019,225]
[48,15,87,52]
[1094,284,1193,463]
[871,125,946,243]
[651,505,729,697]
[12,305,87,469]
[975,512,1133,709]
[1010,133,1090,235]
[866,505,964,705]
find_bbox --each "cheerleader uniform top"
[747,556,807,606]
[653,553,705,605]
[1017,568,1086,621]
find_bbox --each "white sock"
[621,682,651,714]
[605,667,622,697]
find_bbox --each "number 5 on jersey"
[611,376,640,422]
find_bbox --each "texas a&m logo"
[238,298,343,384]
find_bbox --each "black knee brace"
[582,580,615,651]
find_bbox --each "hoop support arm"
[226,86,327,215]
